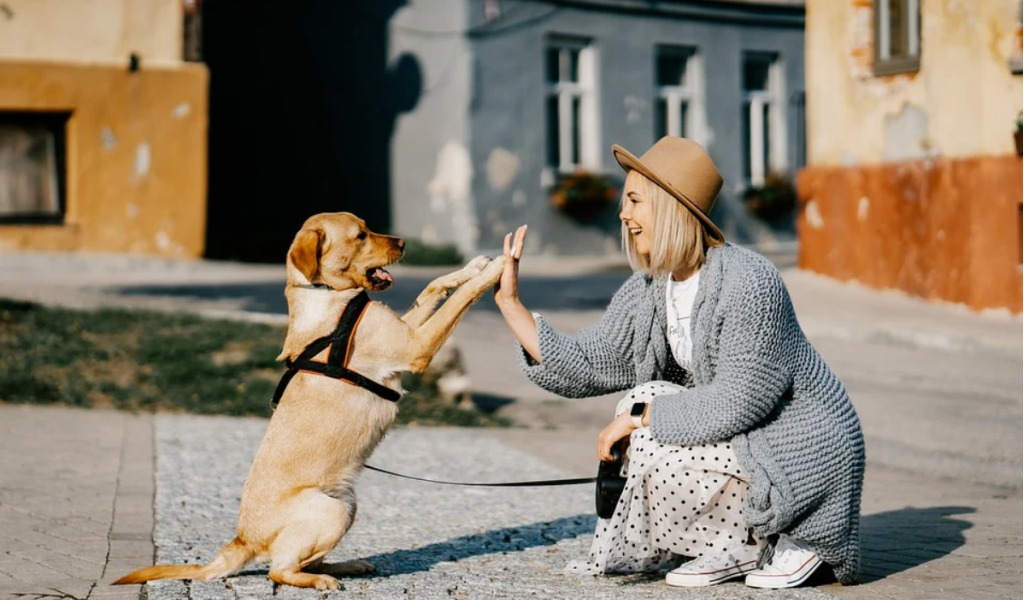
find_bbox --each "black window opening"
[0,111,70,225]
[874,0,921,76]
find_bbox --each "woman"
[493,137,864,588]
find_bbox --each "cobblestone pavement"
[0,405,154,600]
[146,415,831,600]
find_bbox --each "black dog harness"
[271,290,400,408]
[268,287,597,491]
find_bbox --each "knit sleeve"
[514,275,641,399]
[648,264,794,445]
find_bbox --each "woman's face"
[620,186,654,255]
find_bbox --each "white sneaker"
[665,544,761,587]
[744,535,823,589]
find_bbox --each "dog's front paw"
[465,255,492,274]
[479,255,507,284]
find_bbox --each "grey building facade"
[389,0,805,257]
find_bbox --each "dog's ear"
[288,228,323,284]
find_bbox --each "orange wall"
[0,60,208,257]
[797,156,1022,313]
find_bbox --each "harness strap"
[271,291,401,408]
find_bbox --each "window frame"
[742,52,787,187]
[545,35,600,174]
[654,45,706,146]
[874,0,921,76]
[0,111,69,225]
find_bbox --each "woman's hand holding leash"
[597,405,651,462]
[494,226,542,363]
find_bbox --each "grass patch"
[0,299,508,426]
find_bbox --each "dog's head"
[286,212,405,292]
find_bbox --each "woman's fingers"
[503,232,511,257]
[512,225,527,260]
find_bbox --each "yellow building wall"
[805,0,1023,165]
[0,60,208,257]
[0,0,182,64]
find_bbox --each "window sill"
[874,57,920,76]
[0,215,66,226]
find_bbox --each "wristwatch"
[630,401,647,428]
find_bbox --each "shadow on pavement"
[857,505,973,583]
[112,272,630,315]
[358,514,597,577]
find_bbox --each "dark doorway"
[202,0,418,262]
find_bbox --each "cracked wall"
[806,0,1023,165]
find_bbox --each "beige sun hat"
[612,136,725,243]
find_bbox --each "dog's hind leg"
[267,490,353,590]
[402,255,492,327]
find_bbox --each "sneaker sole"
[744,555,823,589]
[666,560,759,587]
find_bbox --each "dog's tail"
[112,537,253,585]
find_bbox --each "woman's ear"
[288,228,322,284]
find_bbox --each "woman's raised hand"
[494,225,527,309]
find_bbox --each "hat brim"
[612,144,725,244]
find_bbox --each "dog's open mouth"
[367,266,395,291]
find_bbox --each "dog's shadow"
[358,514,596,578]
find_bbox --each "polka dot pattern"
[567,382,763,576]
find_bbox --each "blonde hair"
[620,170,722,276]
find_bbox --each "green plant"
[400,238,464,266]
[550,170,619,221]
[0,299,510,427]
[1016,111,1022,133]
[743,173,797,222]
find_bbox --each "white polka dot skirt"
[567,381,764,575]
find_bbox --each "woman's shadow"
[847,505,975,584]
[345,505,973,583]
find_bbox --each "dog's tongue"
[372,267,394,284]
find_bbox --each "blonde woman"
[493,137,864,588]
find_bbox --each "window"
[874,0,920,75]
[0,112,68,224]
[742,52,786,186]
[655,46,706,145]
[545,36,600,172]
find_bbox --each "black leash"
[364,464,596,487]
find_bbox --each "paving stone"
[146,414,831,600]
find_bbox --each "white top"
[665,269,700,368]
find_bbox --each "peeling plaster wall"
[0,61,208,257]
[0,0,182,64]
[798,156,1022,313]
[388,0,476,255]
[805,0,1023,165]
[800,0,1022,312]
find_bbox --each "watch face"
[630,402,646,417]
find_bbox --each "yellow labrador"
[115,212,505,590]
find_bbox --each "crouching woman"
[493,137,864,588]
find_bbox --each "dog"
[114,212,505,590]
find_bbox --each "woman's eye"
[630,197,639,204]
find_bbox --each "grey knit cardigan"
[516,244,864,584]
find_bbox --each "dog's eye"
[356,231,367,240]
